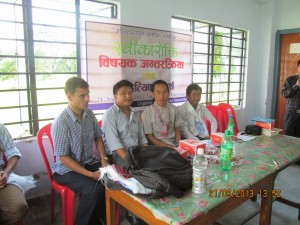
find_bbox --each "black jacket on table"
[123,145,192,198]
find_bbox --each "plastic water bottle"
[227,115,235,135]
[220,130,233,171]
[193,148,208,193]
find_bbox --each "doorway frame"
[271,28,300,119]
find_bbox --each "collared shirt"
[141,102,183,146]
[102,104,148,155]
[178,101,218,140]
[282,74,300,111]
[0,123,22,167]
[51,107,102,175]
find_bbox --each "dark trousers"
[284,111,300,138]
[53,162,105,225]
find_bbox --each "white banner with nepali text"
[83,21,192,112]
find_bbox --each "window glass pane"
[230,75,241,82]
[212,92,228,102]
[80,1,114,17]
[213,65,229,74]
[0,22,24,39]
[221,36,231,46]
[194,54,208,64]
[35,74,74,88]
[0,3,23,21]
[199,84,207,93]
[32,8,75,27]
[220,56,230,64]
[194,22,209,33]
[193,75,207,83]
[232,47,242,57]
[194,32,209,43]
[0,58,18,73]
[215,26,231,37]
[217,46,230,56]
[193,64,208,73]
[0,40,25,56]
[232,29,243,39]
[5,123,30,139]
[35,58,77,73]
[231,57,241,65]
[37,89,66,104]
[232,38,242,48]
[171,18,190,30]
[0,73,27,89]
[38,104,66,120]
[0,108,29,124]
[229,83,241,91]
[231,66,241,74]
[213,74,229,82]
[0,90,28,107]
[229,100,240,106]
[32,0,75,12]
[33,25,76,42]
[229,91,240,100]
[194,43,208,53]
[34,43,76,57]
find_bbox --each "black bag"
[245,125,262,135]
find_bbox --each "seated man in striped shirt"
[51,77,108,225]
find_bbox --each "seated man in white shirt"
[178,84,217,140]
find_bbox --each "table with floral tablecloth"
[123,134,300,225]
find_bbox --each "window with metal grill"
[0,0,117,139]
[171,17,247,108]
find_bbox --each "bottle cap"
[197,148,204,155]
[230,115,234,119]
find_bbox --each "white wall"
[274,0,300,30]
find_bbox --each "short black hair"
[186,84,202,96]
[298,60,300,67]
[113,80,133,95]
[150,80,169,93]
[64,77,89,94]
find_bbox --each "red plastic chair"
[218,103,239,134]
[206,105,229,133]
[37,123,75,225]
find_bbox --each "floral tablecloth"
[126,134,300,225]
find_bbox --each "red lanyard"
[152,104,170,129]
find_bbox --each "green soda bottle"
[220,130,233,171]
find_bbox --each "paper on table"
[236,134,256,141]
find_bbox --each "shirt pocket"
[117,122,129,137]
[129,119,139,136]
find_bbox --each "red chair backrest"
[37,123,55,183]
[218,103,239,134]
[206,105,229,133]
